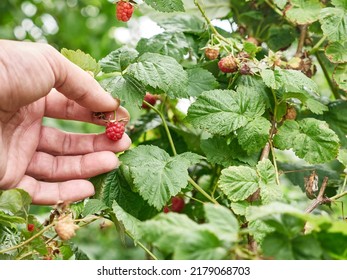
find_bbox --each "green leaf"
[333,63,347,92]
[237,117,271,154]
[337,149,347,166]
[305,98,329,115]
[262,232,294,259]
[248,219,274,244]
[186,87,265,135]
[112,201,141,240]
[200,136,248,167]
[320,6,347,42]
[219,166,259,201]
[0,212,26,228]
[136,32,189,61]
[266,25,297,51]
[322,100,347,147]
[273,119,340,164]
[140,213,200,254]
[246,202,302,221]
[230,201,250,216]
[286,0,321,24]
[144,0,185,12]
[257,159,282,204]
[99,47,139,73]
[274,0,288,9]
[203,203,239,243]
[82,199,109,217]
[61,48,100,75]
[92,168,158,220]
[292,234,323,260]
[127,53,188,99]
[120,146,202,210]
[325,42,347,63]
[0,190,24,214]
[100,74,146,106]
[158,14,205,33]
[173,229,227,260]
[186,68,219,97]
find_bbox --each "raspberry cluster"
[116,1,134,22]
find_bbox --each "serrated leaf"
[82,199,109,217]
[144,0,185,12]
[237,117,271,154]
[286,0,321,24]
[112,201,141,241]
[256,159,282,204]
[0,190,24,214]
[99,47,139,73]
[246,202,302,221]
[337,149,347,166]
[248,219,274,244]
[267,25,297,51]
[136,32,189,61]
[158,14,205,33]
[274,119,340,164]
[186,87,265,135]
[204,204,239,243]
[325,42,347,63]
[174,229,227,260]
[120,146,201,210]
[320,7,347,42]
[127,53,188,99]
[186,68,219,97]
[333,63,347,92]
[128,113,162,142]
[61,48,100,75]
[305,98,329,114]
[322,100,347,147]
[219,166,259,201]
[274,0,288,9]
[100,74,145,106]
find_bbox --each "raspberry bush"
[1,0,347,260]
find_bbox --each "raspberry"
[106,121,125,141]
[27,223,35,232]
[218,55,238,73]
[171,196,185,213]
[142,93,157,109]
[163,206,170,213]
[246,36,260,46]
[116,1,134,22]
[204,48,219,60]
[239,63,252,75]
[54,214,79,241]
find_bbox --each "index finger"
[43,45,118,112]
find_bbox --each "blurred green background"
[0,0,146,259]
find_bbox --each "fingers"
[41,45,119,113]
[18,175,95,205]
[26,151,119,182]
[44,89,130,124]
[37,126,131,156]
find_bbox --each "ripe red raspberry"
[205,48,219,60]
[171,196,185,213]
[163,206,170,213]
[142,93,157,109]
[27,223,35,232]
[116,1,134,22]
[106,121,125,141]
[218,55,238,73]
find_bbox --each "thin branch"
[309,35,327,55]
[295,24,308,57]
[305,177,330,213]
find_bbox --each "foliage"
[1,0,347,260]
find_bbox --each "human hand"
[0,40,131,205]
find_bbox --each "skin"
[0,40,131,205]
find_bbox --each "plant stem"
[264,0,283,17]
[269,140,280,185]
[0,223,55,255]
[188,177,219,205]
[143,100,177,156]
[126,230,158,260]
[315,52,341,100]
[330,190,347,202]
[305,177,329,213]
[295,24,308,57]
[309,35,327,55]
[194,0,231,45]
